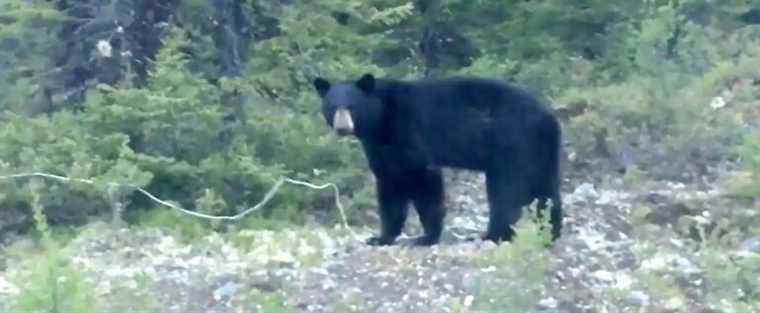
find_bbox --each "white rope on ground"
[0,172,361,241]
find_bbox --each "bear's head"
[313,74,383,138]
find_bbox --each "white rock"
[213,281,243,301]
[674,257,701,274]
[538,297,558,309]
[573,183,599,200]
[613,272,633,290]
[463,295,474,307]
[709,96,726,109]
[626,291,650,306]
[308,267,329,276]
[0,276,19,295]
[591,270,614,282]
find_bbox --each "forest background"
[0,1,759,312]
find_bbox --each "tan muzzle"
[333,108,354,135]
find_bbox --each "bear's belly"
[431,148,489,170]
[424,131,491,170]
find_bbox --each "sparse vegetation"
[6,183,100,313]
[473,208,553,312]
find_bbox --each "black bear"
[313,74,562,246]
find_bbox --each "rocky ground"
[1,164,758,312]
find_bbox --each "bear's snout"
[333,108,355,136]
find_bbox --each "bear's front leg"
[410,168,445,246]
[366,177,410,246]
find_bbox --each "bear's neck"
[357,79,416,146]
[373,79,413,105]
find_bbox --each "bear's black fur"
[313,74,562,246]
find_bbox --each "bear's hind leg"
[535,185,563,241]
[483,171,528,243]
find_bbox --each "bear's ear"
[313,77,331,97]
[356,73,375,94]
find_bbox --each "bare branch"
[0,172,361,241]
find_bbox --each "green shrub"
[1,25,370,233]
[6,184,100,313]
[246,289,293,313]
[0,0,63,114]
[556,5,760,164]
[0,111,149,227]
[701,247,760,312]
[8,247,99,313]
[733,131,760,198]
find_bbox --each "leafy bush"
[85,29,368,228]
[0,112,146,227]
[554,2,760,177]
[1,26,369,235]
